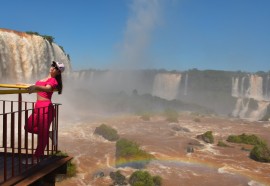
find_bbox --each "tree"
[129,170,154,186]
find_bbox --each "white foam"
[199,143,221,155]
[76,173,86,180]
[218,165,235,175]
[105,154,114,169]
[248,180,266,186]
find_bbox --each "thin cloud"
[112,0,161,69]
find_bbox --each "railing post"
[11,112,15,177]
[18,92,22,172]
[3,113,7,181]
[2,101,5,147]
[0,97,62,184]
[55,104,59,152]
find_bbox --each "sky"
[1,0,270,72]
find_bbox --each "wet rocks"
[171,125,190,132]
[187,146,194,153]
[196,131,214,144]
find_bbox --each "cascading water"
[184,73,188,96]
[240,76,247,97]
[232,77,239,97]
[152,73,181,100]
[232,74,270,120]
[265,75,270,100]
[0,29,71,83]
[248,75,264,101]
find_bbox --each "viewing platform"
[0,84,72,185]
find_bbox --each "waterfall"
[266,75,270,100]
[184,73,188,96]
[250,101,270,120]
[238,99,250,118]
[232,98,242,117]
[232,74,270,120]
[0,29,71,83]
[231,77,239,97]
[232,98,250,118]
[152,73,181,100]
[248,75,263,101]
[241,76,246,97]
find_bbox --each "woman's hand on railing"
[27,85,36,94]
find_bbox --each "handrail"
[0,83,61,184]
[0,84,58,94]
[0,84,30,88]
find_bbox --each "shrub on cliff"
[226,133,261,145]
[116,138,155,168]
[42,35,54,44]
[129,170,162,186]
[94,124,119,141]
[26,31,55,44]
[26,31,40,35]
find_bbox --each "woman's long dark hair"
[55,73,63,94]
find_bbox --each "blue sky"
[1,0,270,72]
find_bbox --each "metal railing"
[0,94,60,183]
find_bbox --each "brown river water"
[56,113,270,186]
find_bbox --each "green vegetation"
[42,35,54,43]
[138,112,151,121]
[59,45,65,53]
[74,82,213,117]
[55,151,68,156]
[152,175,162,186]
[116,138,155,168]
[217,140,229,147]
[110,170,127,185]
[250,141,270,162]
[226,133,270,163]
[197,131,214,144]
[109,170,162,186]
[55,151,77,177]
[241,147,252,152]
[66,160,77,177]
[193,117,201,122]
[94,124,119,141]
[226,133,262,145]
[25,31,40,35]
[129,170,162,186]
[26,31,55,44]
[164,108,179,122]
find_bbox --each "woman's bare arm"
[27,85,53,93]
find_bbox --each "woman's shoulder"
[47,77,57,82]
[46,77,58,85]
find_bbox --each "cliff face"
[0,28,71,83]
[69,69,270,120]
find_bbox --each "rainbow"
[114,155,270,185]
